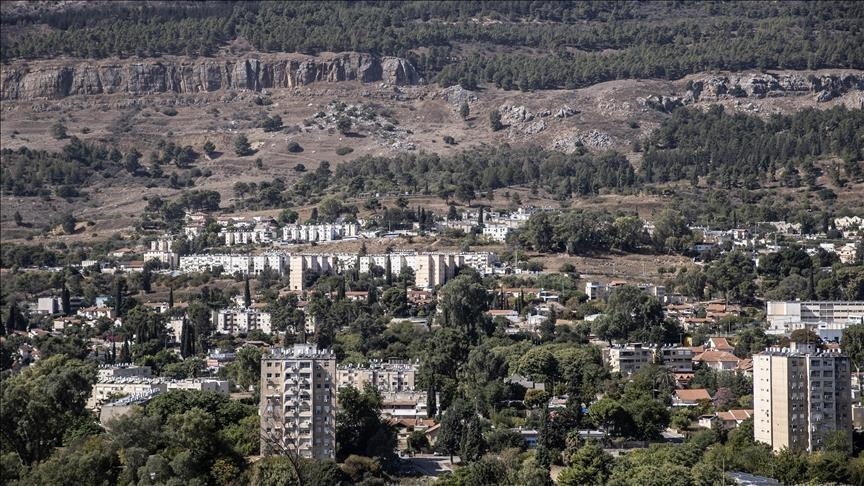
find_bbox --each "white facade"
[282,223,359,243]
[287,251,497,291]
[336,362,418,393]
[143,250,179,268]
[222,223,277,246]
[180,254,286,276]
[482,223,514,242]
[380,391,428,420]
[766,301,864,335]
[214,308,272,335]
[90,377,167,409]
[167,378,230,395]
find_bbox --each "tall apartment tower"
[260,344,337,459]
[753,343,852,453]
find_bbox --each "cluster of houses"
[688,217,861,264]
[181,206,548,249]
[440,206,548,242]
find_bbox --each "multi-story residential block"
[766,301,864,335]
[179,253,286,276]
[89,377,167,409]
[76,306,116,321]
[286,251,496,291]
[380,391,428,419]
[221,221,278,246]
[260,345,337,459]
[282,223,359,243]
[143,237,179,268]
[36,295,83,315]
[753,344,852,453]
[606,343,653,375]
[97,364,152,380]
[481,223,513,242]
[834,216,862,238]
[585,282,607,301]
[605,343,693,375]
[213,307,272,335]
[336,362,418,393]
[657,345,694,372]
[167,378,230,394]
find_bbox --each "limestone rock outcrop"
[687,72,863,103]
[1,53,420,100]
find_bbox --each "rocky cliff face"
[0,53,421,100]
[642,71,864,113]
[689,72,864,102]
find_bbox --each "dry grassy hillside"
[1,61,862,242]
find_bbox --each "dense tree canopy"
[3,2,862,91]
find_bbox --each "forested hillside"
[641,106,864,188]
[2,1,862,89]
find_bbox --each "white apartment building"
[89,377,168,409]
[260,345,337,459]
[252,254,287,275]
[214,307,273,335]
[36,295,83,315]
[336,362,418,393]
[167,378,230,395]
[606,344,653,375]
[179,253,286,276]
[657,345,694,372]
[766,301,864,336]
[834,216,862,238]
[283,223,359,243]
[143,250,179,268]
[380,391,428,419]
[143,237,179,268]
[97,364,152,380]
[585,282,607,301]
[605,343,693,375]
[221,220,278,246]
[481,223,514,242]
[754,344,852,453]
[286,251,498,291]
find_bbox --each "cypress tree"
[180,318,195,358]
[244,276,252,308]
[337,278,346,300]
[5,302,21,334]
[119,338,131,364]
[168,287,174,309]
[110,337,117,364]
[385,255,393,285]
[141,266,152,293]
[61,285,71,316]
[459,414,488,463]
[114,278,125,317]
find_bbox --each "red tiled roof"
[694,350,740,364]
[675,389,712,402]
[708,337,734,351]
[716,409,753,421]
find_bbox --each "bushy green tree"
[0,355,97,464]
[234,134,253,156]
